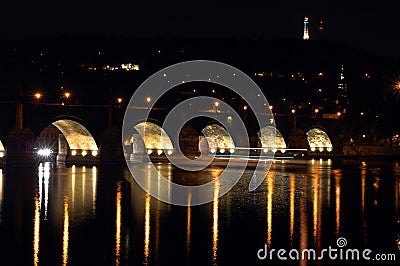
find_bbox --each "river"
[0,159,399,265]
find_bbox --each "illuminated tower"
[303,16,310,40]
[337,65,348,112]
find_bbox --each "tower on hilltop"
[303,16,310,40]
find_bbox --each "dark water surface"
[0,159,399,265]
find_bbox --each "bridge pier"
[6,103,35,166]
[56,134,68,163]
[99,125,124,164]
[129,134,147,162]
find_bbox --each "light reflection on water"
[62,196,69,266]
[0,159,399,265]
[266,171,273,248]
[115,181,122,266]
[212,169,220,265]
[33,189,40,266]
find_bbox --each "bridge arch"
[35,117,99,158]
[306,127,333,152]
[132,121,174,155]
[201,124,235,153]
[0,140,5,158]
[258,126,286,152]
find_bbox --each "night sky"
[1,1,400,58]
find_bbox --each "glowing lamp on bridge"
[81,150,87,156]
[319,147,324,152]
[167,150,173,155]
[71,150,77,156]
[38,148,52,157]
[263,148,269,153]
[147,149,153,155]
[219,148,225,153]
[210,148,216,153]
[0,151,4,158]
[229,148,235,154]
[157,149,163,155]
[272,148,278,153]
[327,147,332,152]
[91,150,98,156]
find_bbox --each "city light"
[314,108,319,114]
[35,92,42,100]
[117,98,122,104]
[65,92,70,99]
[269,105,273,110]
[337,112,342,117]
[214,101,219,107]
[291,109,296,114]
[243,105,248,111]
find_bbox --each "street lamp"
[117,97,122,104]
[146,97,151,109]
[214,101,220,113]
[291,109,296,114]
[65,92,70,99]
[35,92,42,100]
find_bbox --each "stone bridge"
[0,101,342,166]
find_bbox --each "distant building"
[318,20,324,31]
[316,19,325,40]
